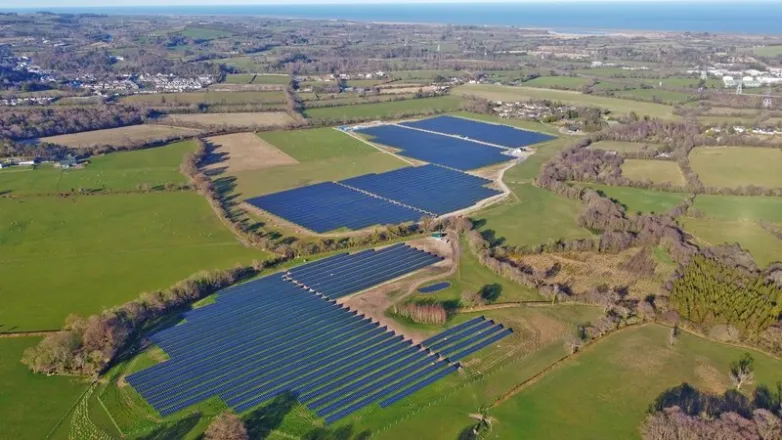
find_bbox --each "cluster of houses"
[0,155,80,170]
[137,73,214,93]
[0,96,55,106]
[491,100,577,121]
[684,66,782,88]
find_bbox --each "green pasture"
[255,74,291,85]
[217,56,266,72]
[489,324,782,440]
[411,237,542,305]
[179,27,234,40]
[622,159,686,185]
[348,79,385,87]
[232,152,407,197]
[258,127,380,162]
[524,76,589,90]
[303,94,418,107]
[122,90,287,106]
[589,140,664,153]
[0,140,196,195]
[0,193,264,331]
[303,96,463,121]
[659,77,722,89]
[453,84,676,119]
[680,217,782,267]
[690,146,782,188]
[693,194,782,223]
[504,137,571,182]
[0,337,89,440]
[615,88,692,104]
[754,45,782,57]
[474,182,592,249]
[224,74,256,84]
[584,184,687,214]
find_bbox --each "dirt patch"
[165,112,295,128]
[694,356,727,394]
[205,132,299,174]
[379,86,436,95]
[526,313,569,345]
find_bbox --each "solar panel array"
[357,124,513,170]
[286,243,444,299]
[400,115,556,148]
[418,316,513,367]
[126,245,453,423]
[245,182,423,233]
[342,165,501,215]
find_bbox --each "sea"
[6,2,782,35]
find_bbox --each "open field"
[0,193,264,331]
[163,111,295,128]
[0,337,89,440]
[680,217,782,267]
[523,76,590,89]
[512,247,675,300]
[348,79,385,87]
[454,84,676,119]
[489,324,782,440]
[224,74,256,84]
[755,45,782,57]
[0,140,196,194]
[179,26,233,40]
[505,137,572,182]
[122,91,287,106]
[39,124,201,149]
[474,182,592,249]
[303,96,463,121]
[205,133,298,174]
[411,237,542,305]
[258,127,380,162]
[621,159,685,185]
[693,194,782,223]
[690,146,782,188]
[589,140,664,153]
[615,88,693,104]
[584,184,687,214]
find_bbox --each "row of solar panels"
[246,164,502,233]
[127,245,463,423]
[400,115,556,150]
[286,243,444,299]
[421,316,513,363]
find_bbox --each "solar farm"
[246,164,502,233]
[126,244,512,424]
[400,115,556,149]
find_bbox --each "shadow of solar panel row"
[286,243,444,299]
[357,124,513,170]
[400,115,556,148]
[341,164,501,215]
[245,182,423,233]
[127,246,456,423]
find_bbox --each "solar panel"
[400,115,556,148]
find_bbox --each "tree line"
[0,104,146,141]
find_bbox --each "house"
[57,156,78,169]
[18,159,39,166]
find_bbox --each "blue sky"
[0,0,752,8]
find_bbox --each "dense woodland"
[0,104,146,140]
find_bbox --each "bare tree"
[564,334,584,354]
[669,326,678,346]
[468,406,498,439]
[205,411,248,440]
[729,353,755,390]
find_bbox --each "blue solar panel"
[380,364,460,408]
[245,182,423,233]
[356,124,513,170]
[126,244,453,420]
[400,115,556,148]
[420,316,486,346]
[342,165,501,215]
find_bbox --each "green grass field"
[622,159,686,185]
[348,79,385,87]
[584,184,687,214]
[690,147,782,188]
[488,324,782,440]
[122,91,287,106]
[0,337,89,440]
[412,237,542,304]
[589,140,664,153]
[224,74,256,84]
[693,194,782,223]
[680,217,782,267]
[754,45,782,57]
[454,84,676,119]
[0,193,264,331]
[179,27,233,40]
[0,141,196,195]
[303,96,463,121]
[474,182,592,249]
[523,76,590,90]
[615,88,692,104]
[258,128,375,162]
